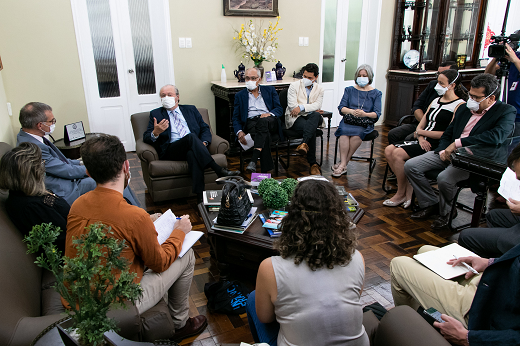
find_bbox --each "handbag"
[216,176,252,226]
[342,113,377,128]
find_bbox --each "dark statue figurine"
[234,62,246,82]
[273,61,286,80]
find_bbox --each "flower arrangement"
[233,17,282,67]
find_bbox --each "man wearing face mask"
[16,102,139,206]
[404,73,516,228]
[232,67,284,173]
[285,63,325,175]
[143,85,239,202]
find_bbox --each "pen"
[176,217,182,220]
[453,255,479,275]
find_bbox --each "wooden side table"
[52,133,101,159]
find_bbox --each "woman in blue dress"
[332,64,382,177]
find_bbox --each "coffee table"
[198,195,364,279]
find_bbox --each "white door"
[319,0,382,128]
[71,0,175,151]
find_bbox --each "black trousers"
[245,116,279,172]
[161,133,215,194]
[290,112,322,165]
[387,123,417,145]
[459,208,520,258]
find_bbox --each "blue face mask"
[356,77,369,87]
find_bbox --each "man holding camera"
[485,35,520,135]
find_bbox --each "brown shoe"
[172,315,208,342]
[296,142,309,155]
[310,163,321,176]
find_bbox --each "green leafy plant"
[24,223,142,346]
[258,178,279,197]
[262,184,289,209]
[280,178,298,198]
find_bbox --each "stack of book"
[211,207,258,234]
[203,190,222,211]
[259,210,288,238]
[344,193,359,211]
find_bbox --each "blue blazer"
[232,85,284,141]
[143,105,212,158]
[467,243,520,345]
[435,101,516,152]
[17,130,87,199]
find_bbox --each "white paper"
[498,167,520,201]
[239,133,255,151]
[154,209,177,245]
[413,243,480,280]
[178,231,204,258]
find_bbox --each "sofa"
[0,143,179,345]
[131,108,230,202]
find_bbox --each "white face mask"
[43,123,55,136]
[434,83,449,96]
[246,80,258,91]
[161,96,177,109]
[302,78,313,87]
[467,86,498,112]
[356,77,369,87]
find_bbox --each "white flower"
[252,32,257,39]
[246,46,250,52]
[250,24,255,30]
[272,48,276,53]
[267,46,272,51]
[242,39,247,45]
[261,38,265,42]
[251,46,257,53]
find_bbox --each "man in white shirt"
[285,63,325,175]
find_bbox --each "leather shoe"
[310,163,321,176]
[172,315,208,342]
[431,210,458,230]
[218,168,240,177]
[410,203,439,219]
[296,142,309,155]
[246,161,256,173]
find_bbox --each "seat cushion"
[364,130,379,141]
[148,154,228,177]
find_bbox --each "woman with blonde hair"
[332,64,382,177]
[246,180,368,346]
[0,142,69,251]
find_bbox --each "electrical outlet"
[298,37,303,46]
[304,37,309,46]
[179,37,186,48]
[7,102,12,116]
[186,38,192,48]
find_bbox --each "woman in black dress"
[383,69,467,208]
[0,142,69,251]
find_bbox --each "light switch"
[186,38,192,48]
[179,37,186,48]
[298,37,303,46]
[303,37,309,46]
[7,102,12,116]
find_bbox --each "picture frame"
[224,0,278,17]
[64,121,86,144]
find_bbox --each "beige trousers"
[135,249,195,329]
[390,245,481,328]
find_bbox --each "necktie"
[42,137,68,163]
[172,110,188,138]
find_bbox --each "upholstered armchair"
[131,108,229,202]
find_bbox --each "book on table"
[211,207,258,234]
[203,190,222,205]
[413,243,481,280]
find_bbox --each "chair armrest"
[208,135,229,155]
[9,314,65,346]
[398,115,416,126]
[135,138,159,163]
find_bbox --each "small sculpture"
[234,62,246,82]
[272,61,286,80]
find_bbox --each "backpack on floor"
[204,280,251,315]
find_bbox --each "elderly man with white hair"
[143,84,239,203]
[232,67,284,173]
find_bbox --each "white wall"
[0,72,15,146]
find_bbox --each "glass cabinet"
[390,0,489,70]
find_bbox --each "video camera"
[488,30,520,58]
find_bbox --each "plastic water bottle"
[221,64,226,83]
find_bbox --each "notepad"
[239,133,254,150]
[413,243,480,280]
[153,209,204,258]
[498,167,520,201]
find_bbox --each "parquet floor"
[127,124,499,345]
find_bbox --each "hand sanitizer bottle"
[221,64,226,83]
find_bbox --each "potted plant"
[258,178,298,209]
[25,223,143,346]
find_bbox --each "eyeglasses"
[244,76,259,81]
[43,118,57,125]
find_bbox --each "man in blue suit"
[16,102,139,206]
[143,85,239,202]
[233,67,283,173]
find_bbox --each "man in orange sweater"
[66,134,207,342]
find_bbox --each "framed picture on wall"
[224,0,278,17]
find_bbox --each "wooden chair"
[334,130,379,174]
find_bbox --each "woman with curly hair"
[246,180,368,346]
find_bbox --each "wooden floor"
[127,124,498,345]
